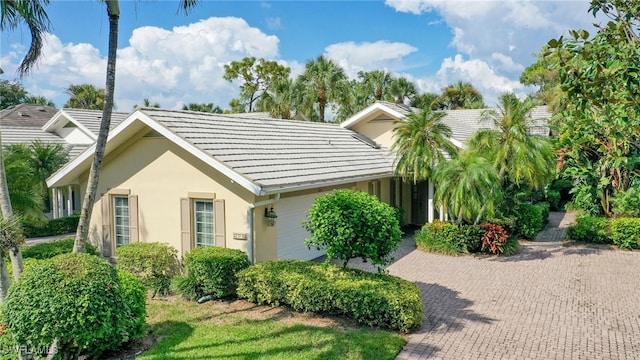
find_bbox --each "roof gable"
[42,108,129,139]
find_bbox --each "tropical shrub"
[487,217,516,238]
[4,253,145,359]
[459,224,486,253]
[236,260,422,332]
[502,236,521,256]
[21,237,97,260]
[116,242,181,297]
[513,203,545,239]
[303,190,402,268]
[174,246,250,301]
[117,270,147,339]
[546,189,561,211]
[610,218,640,249]
[21,213,80,238]
[480,223,509,254]
[414,220,467,255]
[566,216,611,244]
[611,187,640,217]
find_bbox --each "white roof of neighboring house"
[341,100,551,145]
[42,108,129,140]
[1,126,68,145]
[47,108,396,195]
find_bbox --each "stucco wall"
[351,115,396,149]
[83,134,255,257]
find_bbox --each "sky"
[1,0,601,113]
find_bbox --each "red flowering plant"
[480,223,509,254]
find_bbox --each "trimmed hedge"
[22,214,80,238]
[414,220,467,255]
[21,238,97,260]
[611,218,640,249]
[116,242,181,297]
[4,253,145,359]
[173,246,250,301]
[117,270,147,339]
[236,260,422,332]
[513,203,545,239]
[566,216,612,244]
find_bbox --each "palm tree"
[432,150,501,224]
[391,109,458,183]
[0,0,51,294]
[296,55,349,122]
[28,141,68,213]
[387,77,418,105]
[182,102,223,113]
[4,145,43,221]
[258,77,296,119]
[439,81,485,109]
[74,0,200,252]
[0,0,50,76]
[64,83,106,110]
[358,69,394,101]
[468,93,555,190]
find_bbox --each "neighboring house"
[0,104,128,218]
[45,101,551,263]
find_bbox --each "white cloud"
[490,52,524,73]
[324,40,418,78]
[6,17,280,110]
[413,54,524,106]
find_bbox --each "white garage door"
[277,192,328,260]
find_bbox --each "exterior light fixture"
[264,206,278,226]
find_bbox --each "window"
[193,199,214,247]
[180,196,225,253]
[113,196,130,247]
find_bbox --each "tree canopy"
[223,57,290,113]
[545,0,640,216]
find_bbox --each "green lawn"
[138,298,406,360]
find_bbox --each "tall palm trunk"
[74,0,119,252]
[318,87,327,122]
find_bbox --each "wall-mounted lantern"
[264,206,278,226]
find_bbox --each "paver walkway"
[386,212,640,359]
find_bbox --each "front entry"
[411,181,428,225]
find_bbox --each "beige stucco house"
[46,101,550,263]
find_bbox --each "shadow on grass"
[416,282,494,333]
[140,319,403,360]
[141,320,194,357]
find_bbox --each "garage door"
[277,192,328,260]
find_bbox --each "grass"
[138,297,406,360]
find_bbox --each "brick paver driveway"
[388,213,640,360]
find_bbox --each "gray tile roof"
[369,101,551,143]
[139,108,395,193]
[0,104,58,127]
[61,108,129,135]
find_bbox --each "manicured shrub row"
[236,260,422,332]
[173,246,250,301]
[415,220,512,255]
[611,218,640,249]
[567,216,640,249]
[21,237,97,260]
[4,253,146,359]
[21,214,80,238]
[116,242,181,297]
[567,216,612,244]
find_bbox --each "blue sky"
[1,0,597,112]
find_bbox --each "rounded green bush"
[303,189,403,268]
[237,260,422,332]
[116,242,181,297]
[174,246,250,301]
[4,253,143,359]
[514,203,544,239]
